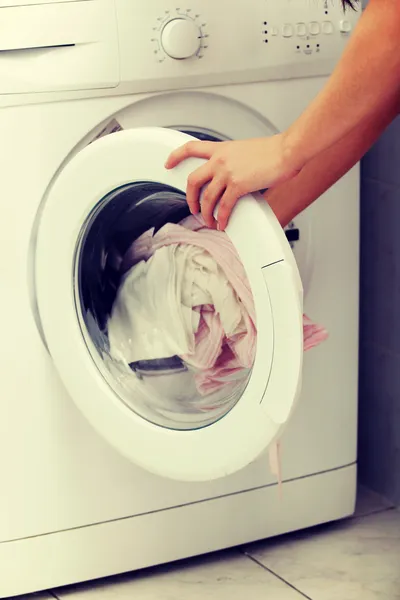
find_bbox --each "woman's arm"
[283,0,400,171]
[166,0,400,230]
[267,94,400,227]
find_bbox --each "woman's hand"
[165,134,301,230]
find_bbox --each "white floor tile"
[52,551,305,600]
[244,509,400,600]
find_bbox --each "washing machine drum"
[35,127,304,482]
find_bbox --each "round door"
[35,127,304,482]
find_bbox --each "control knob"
[161,18,201,59]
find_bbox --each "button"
[285,228,300,243]
[322,20,334,34]
[282,23,294,37]
[308,21,320,35]
[270,26,279,36]
[296,22,307,36]
[339,19,352,33]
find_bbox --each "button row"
[276,19,352,38]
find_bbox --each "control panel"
[0,0,360,98]
[115,0,360,91]
[148,3,356,65]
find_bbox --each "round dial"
[161,18,201,60]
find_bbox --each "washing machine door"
[35,127,303,482]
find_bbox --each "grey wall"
[359,117,400,504]
[355,0,400,506]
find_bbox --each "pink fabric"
[120,214,328,395]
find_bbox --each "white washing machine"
[0,0,360,597]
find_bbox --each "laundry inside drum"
[74,182,257,431]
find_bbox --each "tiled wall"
[359,117,400,505]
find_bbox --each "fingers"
[200,177,226,228]
[216,187,241,231]
[186,163,213,215]
[164,139,240,230]
[165,141,216,169]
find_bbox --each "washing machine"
[0,0,360,596]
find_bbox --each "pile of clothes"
[107,214,327,399]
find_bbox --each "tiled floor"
[28,486,399,600]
